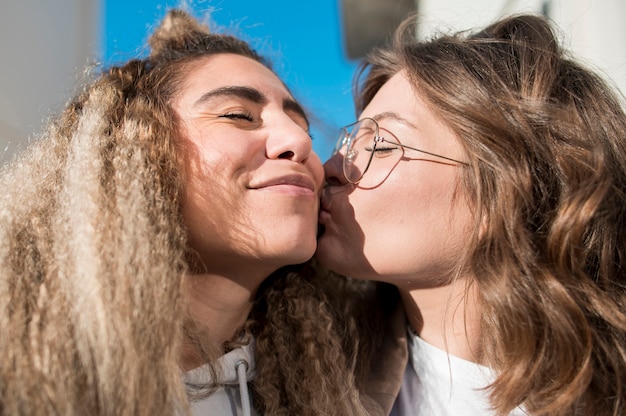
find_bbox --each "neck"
[399,278,482,363]
[180,272,259,371]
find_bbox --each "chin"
[290,243,316,264]
[268,238,315,267]
[265,222,317,263]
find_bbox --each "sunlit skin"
[317,71,481,360]
[173,54,324,368]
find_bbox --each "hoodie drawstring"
[235,359,252,416]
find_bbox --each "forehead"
[363,71,448,132]
[363,72,420,117]
[175,53,291,106]
[362,71,465,156]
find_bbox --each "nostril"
[278,150,295,159]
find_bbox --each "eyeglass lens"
[339,118,404,183]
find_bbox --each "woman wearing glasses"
[0,9,366,416]
[317,13,626,416]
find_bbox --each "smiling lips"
[250,174,317,197]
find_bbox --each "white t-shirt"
[390,329,527,416]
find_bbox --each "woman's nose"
[266,118,313,163]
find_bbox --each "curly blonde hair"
[356,14,626,416]
[0,9,365,416]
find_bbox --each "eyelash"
[220,112,254,122]
[365,145,397,157]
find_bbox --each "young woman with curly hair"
[0,9,365,416]
[318,13,626,416]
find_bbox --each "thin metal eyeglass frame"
[336,117,468,184]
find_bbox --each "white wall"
[0,0,101,164]
[416,0,626,96]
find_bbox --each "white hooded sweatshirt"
[183,341,257,416]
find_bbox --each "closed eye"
[219,112,254,122]
[365,145,399,158]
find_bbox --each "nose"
[324,152,348,186]
[266,117,313,163]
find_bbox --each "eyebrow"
[193,86,263,107]
[193,85,309,125]
[371,111,418,130]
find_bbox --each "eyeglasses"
[333,117,467,184]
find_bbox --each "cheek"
[307,153,325,188]
[351,185,415,253]
[181,146,243,246]
[349,192,389,239]
[182,170,232,244]
[350,176,427,235]
[183,121,259,173]
[352,172,469,277]
[185,153,229,210]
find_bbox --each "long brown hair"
[0,9,364,416]
[357,14,626,416]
